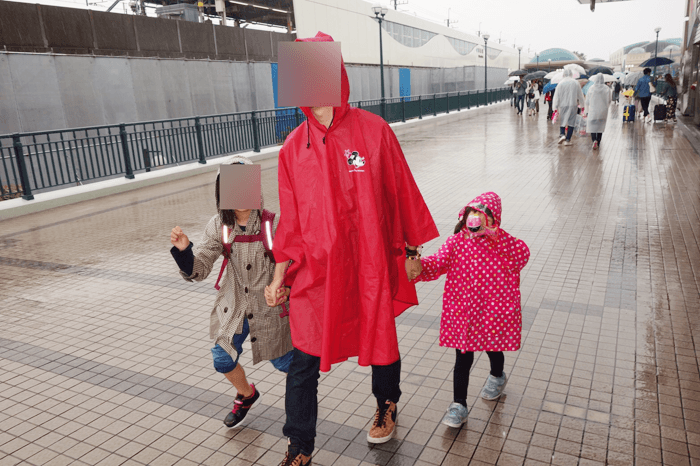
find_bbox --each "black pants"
[640,96,652,117]
[283,348,401,455]
[516,95,525,114]
[590,133,602,143]
[453,350,504,406]
[559,125,574,140]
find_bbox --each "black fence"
[0,87,510,201]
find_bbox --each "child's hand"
[265,279,284,307]
[405,258,422,281]
[171,226,190,251]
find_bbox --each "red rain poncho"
[273,32,439,372]
[414,192,530,352]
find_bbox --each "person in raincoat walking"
[265,32,439,466]
[584,74,611,150]
[413,192,529,427]
[552,69,585,146]
[169,156,293,429]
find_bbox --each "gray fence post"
[194,117,207,164]
[251,111,261,153]
[433,94,437,116]
[446,93,450,114]
[118,124,135,179]
[401,97,406,123]
[12,134,34,200]
[418,95,422,119]
[457,91,461,111]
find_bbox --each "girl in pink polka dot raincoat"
[413,192,529,427]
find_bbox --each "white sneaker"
[558,136,566,144]
[563,140,573,146]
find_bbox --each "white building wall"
[293,0,524,70]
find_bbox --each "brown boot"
[279,446,311,466]
[367,400,397,444]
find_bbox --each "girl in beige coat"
[170,156,293,428]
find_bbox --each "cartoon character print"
[344,149,365,172]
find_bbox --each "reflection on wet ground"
[1,102,699,465]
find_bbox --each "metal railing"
[0,87,510,201]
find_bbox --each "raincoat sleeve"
[181,216,222,282]
[491,233,530,275]
[272,147,304,265]
[382,124,439,247]
[414,234,457,282]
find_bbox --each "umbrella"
[582,81,593,96]
[523,70,547,81]
[613,71,625,80]
[544,70,560,79]
[577,74,590,81]
[509,69,528,77]
[564,63,586,75]
[504,76,519,85]
[588,66,613,75]
[625,71,642,86]
[550,70,580,84]
[543,82,557,94]
[639,57,674,67]
[603,74,617,83]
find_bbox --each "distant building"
[609,39,682,73]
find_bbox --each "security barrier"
[0,87,509,201]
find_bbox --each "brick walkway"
[1,102,699,466]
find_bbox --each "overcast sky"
[7,0,688,60]
[397,0,687,60]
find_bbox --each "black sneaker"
[223,384,259,428]
[279,445,311,466]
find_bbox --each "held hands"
[170,226,190,251]
[264,279,290,307]
[405,257,422,281]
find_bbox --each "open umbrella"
[603,74,617,83]
[613,71,625,80]
[625,71,642,86]
[543,82,557,94]
[582,81,593,96]
[504,76,519,85]
[564,63,586,76]
[550,70,580,84]
[588,66,613,75]
[544,70,561,80]
[577,74,590,81]
[639,57,674,67]
[509,69,528,77]
[523,70,547,81]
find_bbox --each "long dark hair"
[665,74,676,86]
[454,206,495,234]
[216,173,241,227]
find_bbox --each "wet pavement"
[1,101,700,466]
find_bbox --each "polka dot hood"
[414,192,530,352]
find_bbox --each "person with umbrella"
[515,79,526,115]
[584,74,611,150]
[634,68,654,123]
[552,69,585,146]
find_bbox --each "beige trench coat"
[179,162,292,365]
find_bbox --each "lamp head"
[517,46,522,51]
[654,27,661,34]
[381,6,387,15]
[372,4,382,15]
[483,33,490,41]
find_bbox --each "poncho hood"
[295,32,351,143]
[464,192,502,227]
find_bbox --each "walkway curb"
[0,101,507,221]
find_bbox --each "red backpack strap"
[261,209,277,263]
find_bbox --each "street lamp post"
[372,4,389,120]
[548,59,551,71]
[653,27,661,79]
[483,33,490,104]
[536,53,539,71]
[517,46,522,69]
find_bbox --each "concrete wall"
[0,52,508,135]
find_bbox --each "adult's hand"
[265,279,284,307]
[405,258,422,281]
[171,226,190,251]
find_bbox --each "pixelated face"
[278,41,341,108]
[219,164,261,210]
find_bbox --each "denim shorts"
[211,317,293,374]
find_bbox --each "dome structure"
[530,48,579,63]
[628,47,646,54]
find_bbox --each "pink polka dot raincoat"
[414,192,530,352]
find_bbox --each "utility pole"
[393,0,408,10]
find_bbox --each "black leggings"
[590,133,602,143]
[454,350,504,406]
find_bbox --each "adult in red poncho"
[265,32,438,465]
